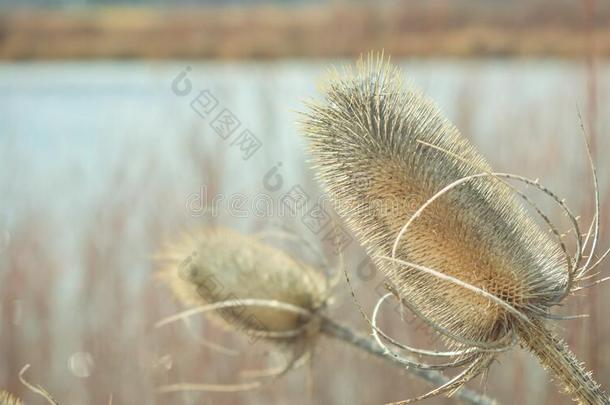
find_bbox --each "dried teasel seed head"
[158,227,327,337]
[301,55,565,346]
[300,54,609,403]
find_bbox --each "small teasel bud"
[156,227,332,395]
[158,227,327,338]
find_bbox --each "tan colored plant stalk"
[157,227,496,404]
[300,54,610,404]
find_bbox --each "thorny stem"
[520,319,609,405]
[319,316,498,405]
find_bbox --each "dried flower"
[300,53,609,404]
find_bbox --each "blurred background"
[1,0,609,404]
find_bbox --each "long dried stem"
[319,316,498,405]
[519,319,609,404]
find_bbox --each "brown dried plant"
[156,227,330,393]
[300,53,610,404]
[157,227,496,404]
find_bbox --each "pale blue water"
[0,59,608,257]
[1,60,608,226]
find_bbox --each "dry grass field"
[1,0,610,59]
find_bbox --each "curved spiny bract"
[300,54,608,403]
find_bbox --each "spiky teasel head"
[158,227,327,337]
[300,54,609,403]
[0,391,23,405]
[302,54,566,347]
[156,227,333,393]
